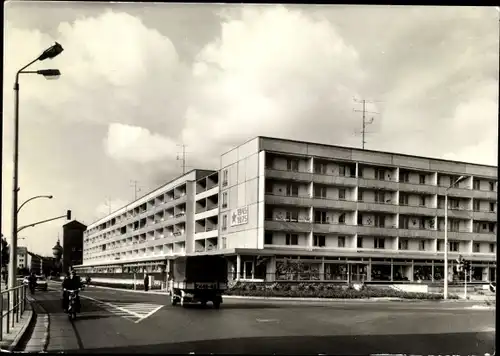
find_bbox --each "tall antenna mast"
[104,197,112,215]
[353,98,381,149]
[130,180,141,200]
[177,144,188,175]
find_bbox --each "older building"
[17,246,28,269]
[62,220,86,273]
[75,136,497,284]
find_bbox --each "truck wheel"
[171,296,177,306]
[200,300,207,307]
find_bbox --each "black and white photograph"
[0,2,498,355]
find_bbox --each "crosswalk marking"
[80,295,163,323]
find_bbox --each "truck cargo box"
[172,255,228,283]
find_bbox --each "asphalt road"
[27,285,495,355]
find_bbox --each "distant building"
[62,220,86,274]
[17,246,28,269]
[27,252,54,276]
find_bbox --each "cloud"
[182,5,365,156]
[95,199,130,219]
[105,123,178,163]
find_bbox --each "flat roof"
[249,136,497,169]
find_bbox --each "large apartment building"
[77,136,497,284]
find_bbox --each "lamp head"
[38,42,64,61]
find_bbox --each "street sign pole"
[464,268,468,300]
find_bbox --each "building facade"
[79,170,216,276]
[17,246,28,269]
[76,136,497,284]
[62,220,87,273]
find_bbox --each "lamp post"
[18,195,53,214]
[443,175,466,300]
[9,42,63,292]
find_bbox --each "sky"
[2,3,499,256]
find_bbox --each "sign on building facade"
[230,206,249,227]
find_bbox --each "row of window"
[273,158,496,191]
[264,232,496,253]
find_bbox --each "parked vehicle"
[23,275,48,292]
[169,255,228,309]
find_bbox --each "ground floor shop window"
[371,264,391,281]
[413,265,432,281]
[324,263,347,281]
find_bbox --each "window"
[449,242,459,252]
[314,162,327,174]
[400,172,409,183]
[490,202,495,212]
[375,215,385,228]
[490,243,495,253]
[286,184,299,197]
[265,182,274,194]
[375,238,385,249]
[399,193,408,206]
[357,237,363,248]
[222,170,228,186]
[489,181,495,191]
[473,243,480,253]
[338,189,346,200]
[338,213,346,224]
[222,192,228,208]
[314,210,327,224]
[399,216,409,229]
[399,239,408,250]
[489,223,495,232]
[313,235,326,247]
[358,167,363,178]
[358,190,364,202]
[473,200,480,211]
[264,232,273,245]
[437,241,443,251]
[286,210,299,222]
[285,234,298,245]
[418,240,425,251]
[473,179,480,190]
[339,165,346,177]
[419,174,426,184]
[357,213,363,226]
[420,196,426,207]
[265,156,274,169]
[437,176,441,186]
[374,190,385,203]
[338,236,346,248]
[222,214,228,230]
[314,186,327,198]
[449,199,459,209]
[376,169,385,180]
[450,219,460,232]
[287,159,299,172]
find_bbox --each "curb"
[8,304,34,352]
[74,284,483,304]
[23,297,50,353]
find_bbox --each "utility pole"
[353,98,381,149]
[130,180,141,200]
[177,144,188,175]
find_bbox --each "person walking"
[143,273,149,292]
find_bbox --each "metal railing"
[0,281,28,341]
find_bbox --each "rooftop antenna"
[104,197,112,215]
[130,180,141,200]
[176,144,192,175]
[353,98,382,149]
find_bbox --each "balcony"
[435,207,473,220]
[265,168,312,183]
[472,210,497,222]
[312,197,357,210]
[397,182,438,194]
[471,189,497,200]
[357,225,399,237]
[358,178,398,191]
[437,186,474,199]
[265,219,312,233]
[312,223,357,235]
[398,204,437,217]
[265,194,313,207]
[398,228,438,239]
[312,174,357,187]
[357,201,398,214]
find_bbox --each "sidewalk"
[23,297,49,353]
[73,283,494,305]
[0,302,34,352]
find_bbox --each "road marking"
[135,305,164,324]
[80,295,163,323]
[256,318,280,323]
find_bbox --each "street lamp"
[443,175,466,300]
[9,42,63,292]
[17,195,53,214]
